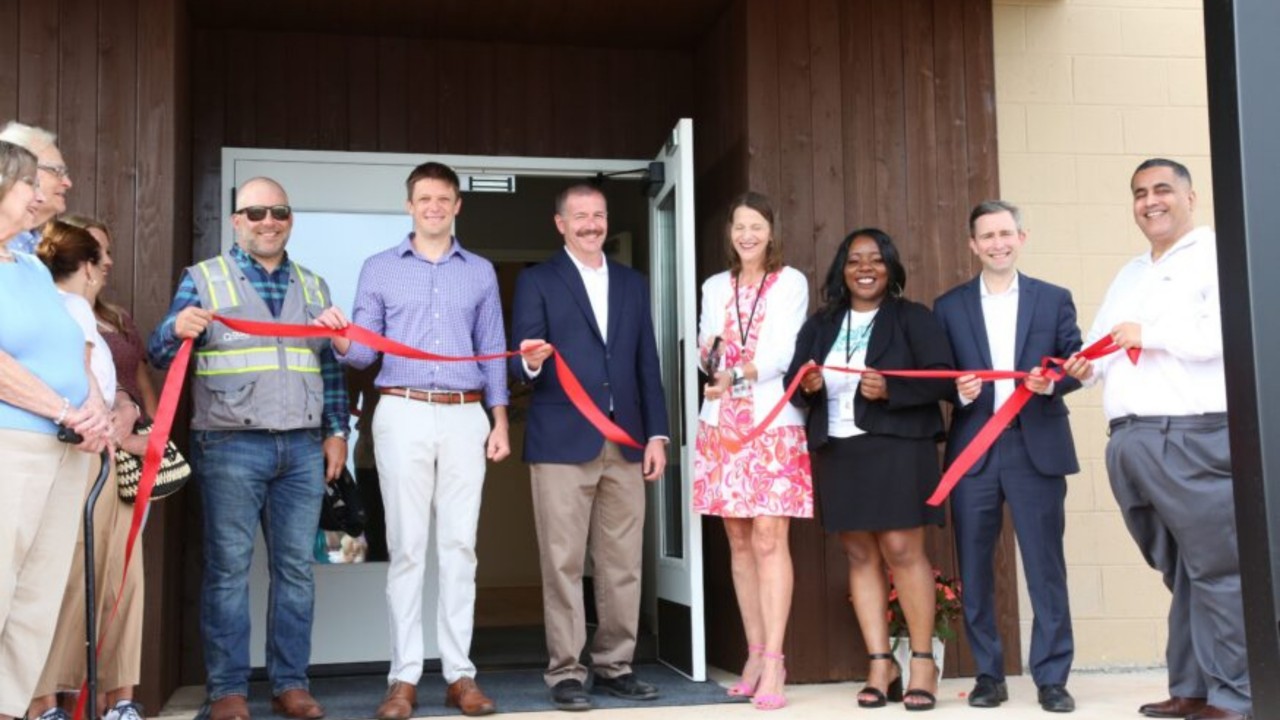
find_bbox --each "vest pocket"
[207,378,258,427]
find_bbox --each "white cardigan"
[697,266,808,429]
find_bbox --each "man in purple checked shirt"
[318,161,507,718]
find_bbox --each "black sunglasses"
[234,204,292,222]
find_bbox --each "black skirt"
[813,433,945,532]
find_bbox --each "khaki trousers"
[530,442,645,687]
[35,454,144,695]
[0,430,91,717]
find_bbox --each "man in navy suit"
[511,184,669,712]
[934,201,1082,713]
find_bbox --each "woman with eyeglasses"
[0,142,110,720]
[25,219,151,720]
[784,228,954,711]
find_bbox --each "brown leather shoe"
[446,677,496,717]
[1139,697,1209,718]
[270,689,325,720]
[376,681,418,720]
[209,695,251,720]
[1187,706,1250,720]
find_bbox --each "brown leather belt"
[380,387,484,405]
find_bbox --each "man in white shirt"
[935,201,1081,713]
[1064,159,1250,720]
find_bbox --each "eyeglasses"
[38,164,70,180]
[234,205,292,222]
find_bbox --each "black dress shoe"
[1038,685,1076,713]
[969,675,1009,708]
[593,673,659,701]
[551,680,592,712]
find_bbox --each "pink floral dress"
[692,273,813,518]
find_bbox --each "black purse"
[319,466,367,537]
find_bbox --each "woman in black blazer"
[784,228,954,711]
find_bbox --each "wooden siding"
[697,0,1011,684]
[0,0,190,710]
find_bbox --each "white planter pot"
[891,635,945,675]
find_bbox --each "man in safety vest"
[148,177,348,720]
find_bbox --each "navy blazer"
[783,297,955,451]
[933,273,1082,478]
[509,250,669,464]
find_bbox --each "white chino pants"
[373,396,490,685]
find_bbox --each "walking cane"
[59,425,111,720]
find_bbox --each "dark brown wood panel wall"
[699,0,1009,684]
[190,28,696,261]
[0,0,190,710]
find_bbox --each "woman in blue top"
[0,140,111,720]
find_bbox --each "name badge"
[838,390,856,420]
[731,381,752,399]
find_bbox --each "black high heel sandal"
[856,653,903,708]
[904,650,938,711]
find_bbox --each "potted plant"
[887,568,963,670]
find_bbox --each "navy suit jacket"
[933,273,1082,478]
[509,250,669,464]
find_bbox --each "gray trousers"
[1105,413,1250,714]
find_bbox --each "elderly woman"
[785,228,954,711]
[27,220,148,720]
[692,192,810,710]
[0,143,109,720]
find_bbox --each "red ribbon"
[77,316,642,718]
[718,338,1138,507]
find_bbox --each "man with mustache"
[1064,159,1250,720]
[0,122,73,253]
[510,184,669,712]
[322,161,509,718]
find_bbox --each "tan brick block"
[1065,465,1095,512]
[1073,57,1167,106]
[1168,58,1209,106]
[1021,203,1082,255]
[1017,253,1083,291]
[1064,565,1104,619]
[1076,155,1145,205]
[1073,618,1162,666]
[1101,565,1171,618]
[1000,154,1078,204]
[1093,460,1120,512]
[1123,107,1211,156]
[1026,6,1124,56]
[1025,105,1074,153]
[1073,106,1126,154]
[996,54,1074,104]
[993,4,1026,56]
[1121,8,1205,58]
[998,103,1028,153]
[1075,203,1133,255]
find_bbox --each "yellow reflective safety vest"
[188,251,332,431]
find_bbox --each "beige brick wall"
[991,0,1213,669]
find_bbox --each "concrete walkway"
[162,668,1168,720]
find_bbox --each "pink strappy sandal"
[750,651,788,711]
[727,643,766,697]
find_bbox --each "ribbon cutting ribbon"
[718,337,1137,507]
[78,316,642,720]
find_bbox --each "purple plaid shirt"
[337,235,509,408]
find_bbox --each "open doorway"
[222,130,703,679]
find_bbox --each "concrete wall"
[991,0,1212,668]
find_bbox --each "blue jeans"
[191,428,325,699]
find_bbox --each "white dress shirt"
[980,273,1019,409]
[566,247,609,343]
[1087,226,1225,419]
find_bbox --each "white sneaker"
[103,701,145,720]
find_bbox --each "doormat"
[213,665,740,718]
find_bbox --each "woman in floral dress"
[693,192,811,710]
